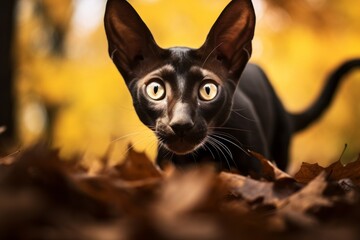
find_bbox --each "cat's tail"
[290,58,360,132]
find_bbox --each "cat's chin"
[164,142,202,155]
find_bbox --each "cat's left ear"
[199,0,255,80]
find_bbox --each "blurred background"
[1,0,360,172]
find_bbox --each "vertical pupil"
[154,85,159,94]
[205,86,211,95]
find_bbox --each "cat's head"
[104,0,255,155]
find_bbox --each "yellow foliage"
[15,0,360,170]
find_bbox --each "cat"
[104,0,360,174]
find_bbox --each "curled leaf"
[295,154,360,186]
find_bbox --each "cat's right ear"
[198,0,255,80]
[104,0,162,79]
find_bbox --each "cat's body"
[104,0,360,174]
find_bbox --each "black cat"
[104,0,360,174]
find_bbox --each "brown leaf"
[155,166,218,217]
[249,151,293,181]
[152,166,222,239]
[2,142,360,239]
[278,172,332,227]
[325,155,360,186]
[219,171,296,206]
[0,143,116,239]
[295,154,360,186]
[111,147,162,181]
[294,162,324,184]
[73,174,147,216]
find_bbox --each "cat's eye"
[145,81,165,100]
[199,82,218,101]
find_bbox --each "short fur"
[104,0,360,174]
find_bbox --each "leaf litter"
[0,143,360,239]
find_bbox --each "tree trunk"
[0,0,17,150]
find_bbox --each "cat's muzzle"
[156,122,207,155]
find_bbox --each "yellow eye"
[145,81,165,100]
[199,82,218,101]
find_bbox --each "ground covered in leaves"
[1,143,360,240]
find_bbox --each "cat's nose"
[170,118,194,136]
[169,102,195,136]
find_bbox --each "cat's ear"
[104,0,162,79]
[199,0,255,79]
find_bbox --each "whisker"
[120,133,156,157]
[145,136,160,152]
[116,105,136,112]
[205,138,220,158]
[204,139,222,166]
[191,152,198,165]
[144,125,156,131]
[231,110,256,122]
[210,136,233,159]
[208,126,252,133]
[156,138,174,161]
[207,136,231,170]
[209,135,238,169]
[212,133,249,156]
[201,139,215,160]
[211,131,243,147]
[111,131,149,143]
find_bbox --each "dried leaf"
[155,166,218,217]
[152,166,222,240]
[325,155,360,186]
[294,162,324,184]
[111,147,162,181]
[220,172,296,206]
[295,155,360,186]
[279,172,332,227]
[249,151,293,181]
[1,142,360,239]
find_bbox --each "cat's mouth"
[163,139,205,155]
[156,126,207,155]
